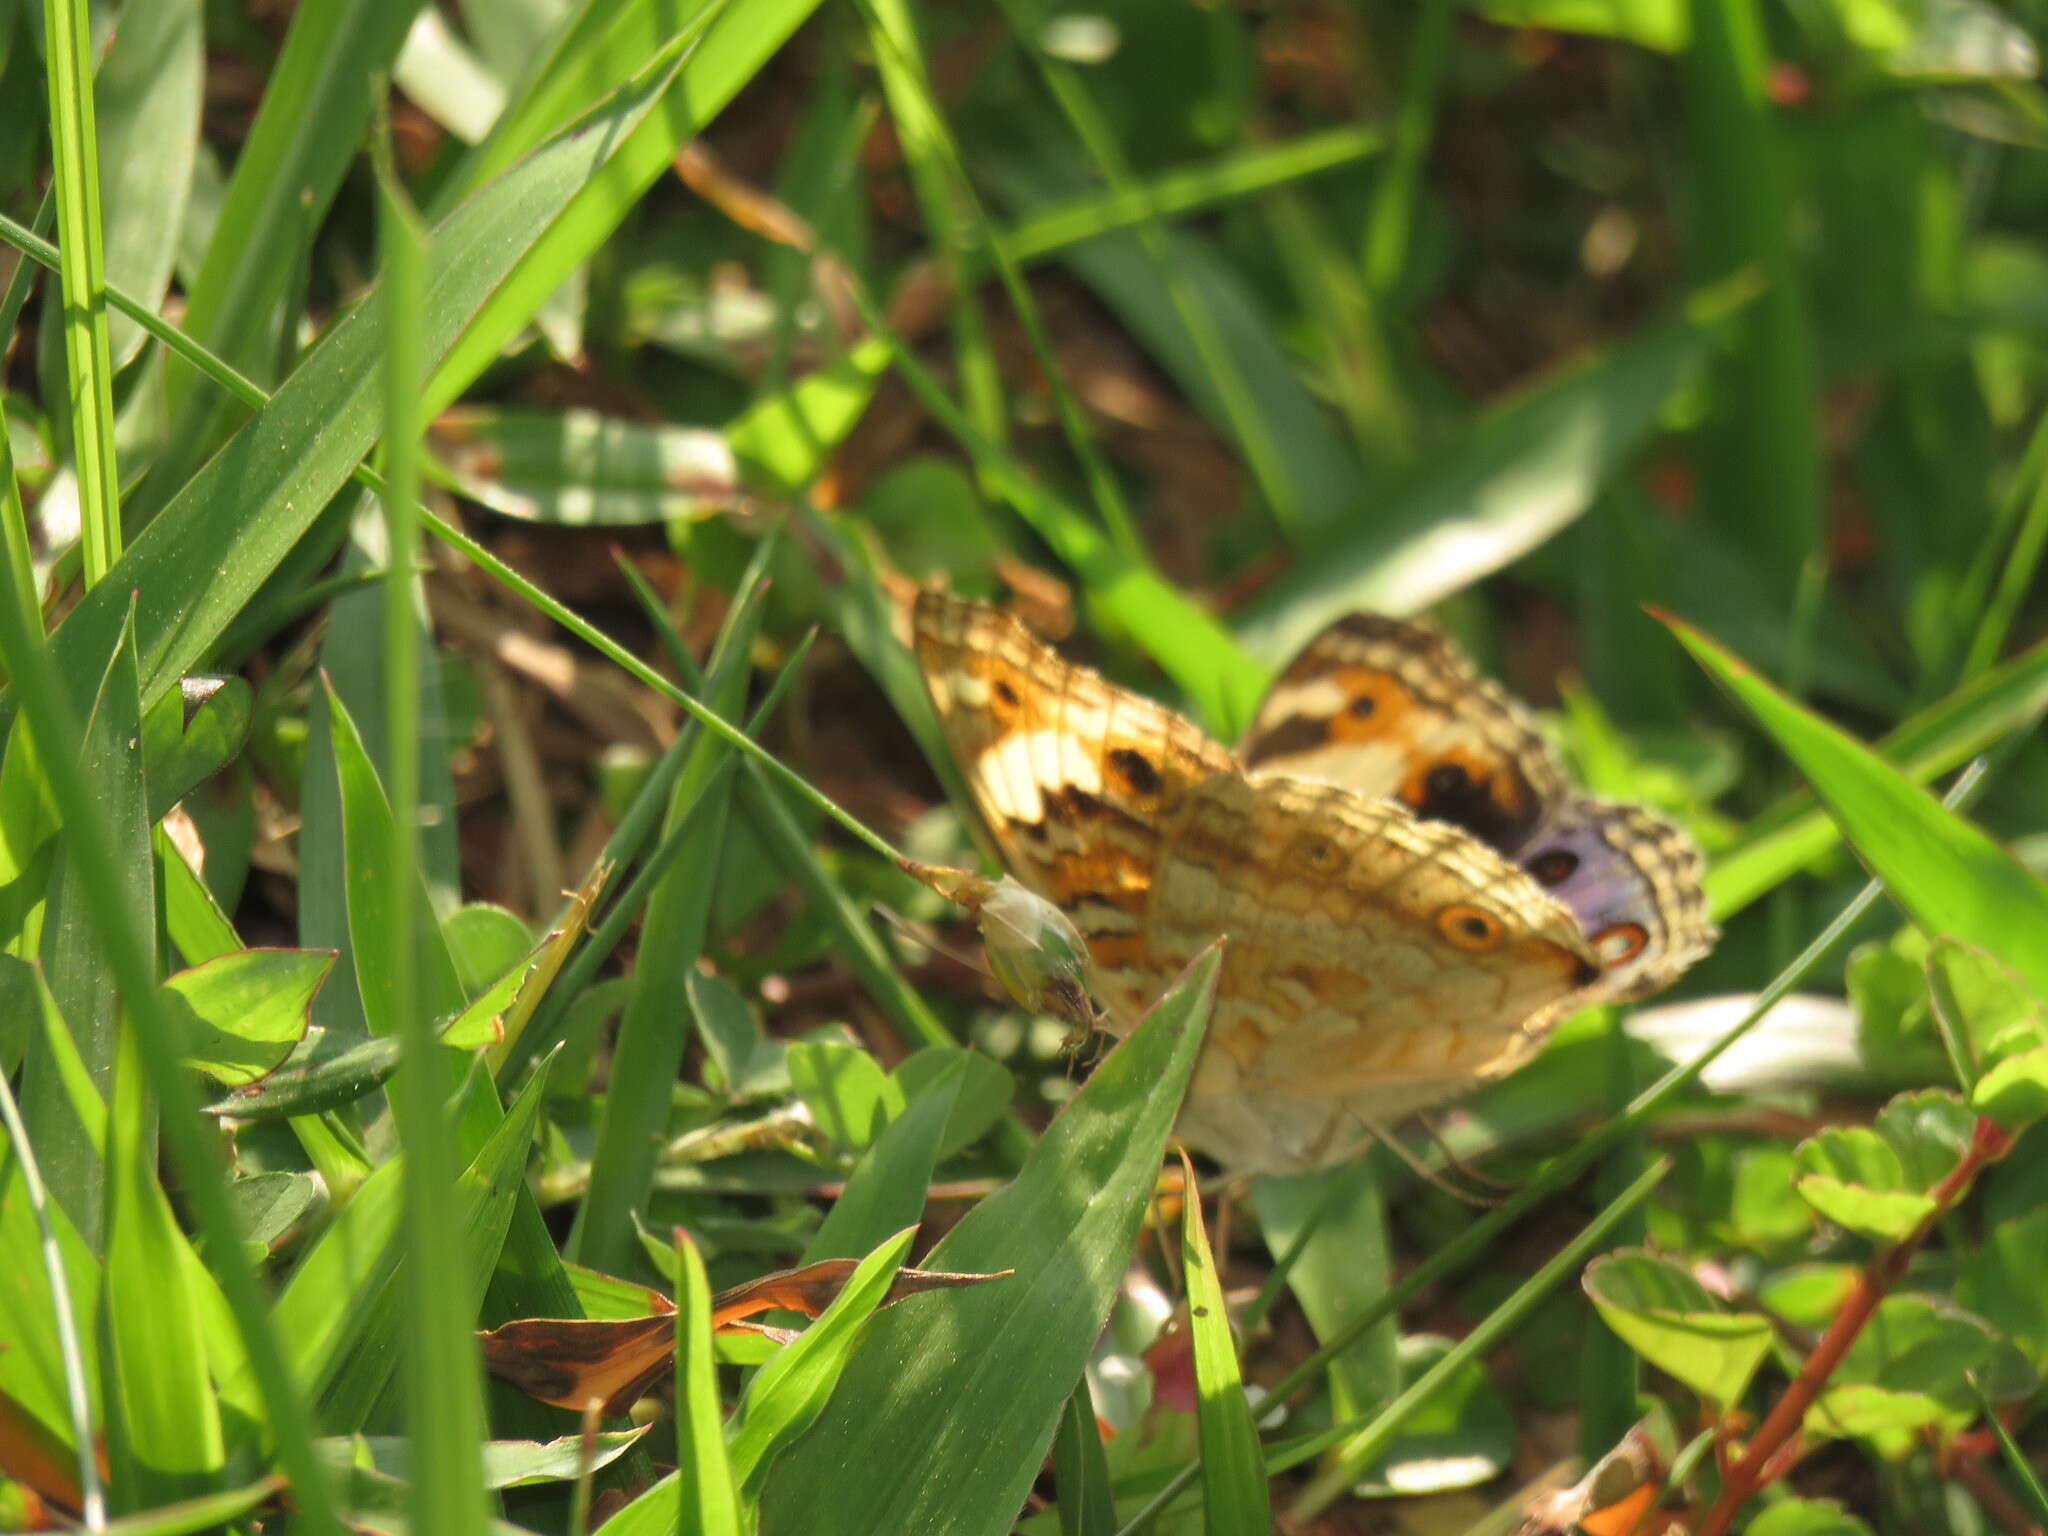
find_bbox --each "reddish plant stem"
[1694,1118,2013,1536]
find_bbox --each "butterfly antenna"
[1357,1118,1507,1209]
[871,902,995,979]
[1417,1112,1524,1197]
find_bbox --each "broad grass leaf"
[1180,1156,1268,1535]
[163,948,330,1085]
[1668,615,2048,999]
[1583,1250,1772,1408]
[728,1228,918,1495]
[757,944,1217,1536]
[890,1046,1012,1161]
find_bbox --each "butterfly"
[912,591,1715,1174]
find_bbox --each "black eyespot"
[1529,848,1580,886]
[1347,694,1376,718]
[1107,747,1163,797]
[993,679,1020,707]
[1426,763,1469,796]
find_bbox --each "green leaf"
[1792,1127,1934,1243]
[1050,1385,1114,1536]
[1582,1249,1773,1408]
[1180,1160,1269,1535]
[1667,615,2048,999]
[163,947,330,1085]
[29,611,152,1252]
[788,1039,902,1152]
[1973,1047,2048,1132]
[758,944,1217,1536]
[1807,1293,2036,1453]
[729,1227,918,1494]
[1747,1498,1878,1536]
[692,971,789,1100]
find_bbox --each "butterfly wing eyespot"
[1528,847,1580,886]
[1435,903,1505,952]
[1592,921,1650,966]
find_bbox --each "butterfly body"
[914,591,1714,1173]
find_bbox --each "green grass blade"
[0,1036,103,1524]
[567,561,765,1272]
[1669,615,2048,997]
[1237,284,1745,663]
[92,0,199,370]
[430,0,714,217]
[674,1229,742,1536]
[379,140,489,1536]
[799,1065,961,1265]
[41,42,693,717]
[1180,1157,1270,1536]
[863,0,1010,485]
[1706,634,2048,917]
[1360,0,1453,297]
[25,610,149,1253]
[1002,126,1381,267]
[155,0,421,476]
[39,0,122,584]
[758,944,1219,1536]
[727,1226,917,1494]
[0,513,345,1536]
[1285,1160,1669,1518]
[0,387,40,641]
[1051,1384,1114,1536]
[103,1020,225,1508]
[323,679,468,1030]
[1679,0,1821,602]
[423,0,823,417]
